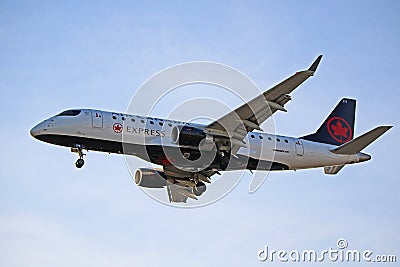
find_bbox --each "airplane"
[30,55,392,203]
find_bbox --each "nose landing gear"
[71,144,86,169]
[75,158,85,168]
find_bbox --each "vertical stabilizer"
[301,98,356,146]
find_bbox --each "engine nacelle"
[171,125,206,147]
[193,182,206,196]
[134,168,167,188]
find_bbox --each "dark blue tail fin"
[300,98,356,146]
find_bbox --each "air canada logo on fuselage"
[113,123,123,133]
[326,117,352,143]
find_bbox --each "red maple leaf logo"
[331,121,348,140]
[113,123,123,133]
[326,117,352,144]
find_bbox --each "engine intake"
[134,168,167,188]
[171,125,206,147]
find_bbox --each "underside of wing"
[205,55,322,153]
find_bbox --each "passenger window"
[284,139,288,143]
[277,138,280,142]
[168,123,172,127]
[259,136,263,139]
[150,121,154,125]
[112,116,117,120]
[131,118,135,122]
[251,134,255,138]
[268,137,272,141]
[159,122,163,126]
[141,119,145,123]
[122,117,125,121]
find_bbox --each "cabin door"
[295,139,304,156]
[91,110,103,128]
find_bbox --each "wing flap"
[263,70,315,101]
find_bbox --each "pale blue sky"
[1,1,399,266]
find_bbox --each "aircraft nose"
[30,121,48,138]
[30,124,40,137]
[357,152,371,162]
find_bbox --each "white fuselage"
[30,109,367,171]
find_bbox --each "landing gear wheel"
[75,158,85,168]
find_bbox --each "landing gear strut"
[71,144,86,168]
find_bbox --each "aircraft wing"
[163,166,218,203]
[205,55,322,153]
[167,184,194,203]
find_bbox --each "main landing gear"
[71,144,86,169]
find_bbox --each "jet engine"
[171,125,206,147]
[193,181,206,196]
[134,168,167,188]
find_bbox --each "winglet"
[308,55,323,72]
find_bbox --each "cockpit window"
[56,110,81,116]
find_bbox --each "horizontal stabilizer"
[331,126,392,154]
